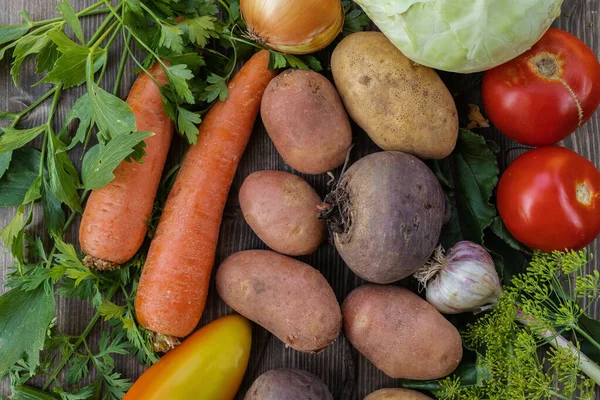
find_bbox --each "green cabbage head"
[354,0,563,73]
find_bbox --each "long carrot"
[135,50,276,338]
[79,62,174,270]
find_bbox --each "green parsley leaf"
[0,124,46,153]
[176,106,201,145]
[199,73,228,102]
[66,354,89,385]
[47,132,82,212]
[82,131,152,190]
[56,0,84,44]
[22,175,42,204]
[58,94,91,150]
[99,300,125,321]
[163,53,205,71]
[0,148,41,207]
[10,385,60,400]
[430,129,499,248]
[0,24,30,47]
[167,64,195,104]
[0,285,56,375]
[35,40,59,74]
[159,24,184,53]
[54,385,95,400]
[87,55,136,140]
[41,30,106,88]
[126,0,143,15]
[0,151,12,179]
[343,9,370,33]
[268,51,287,70]
[10,33,52,85]
[304,56,323,72]
[177,16,217,47]
[1,205,25,250]
[42,180,66,236]
[0,110,17,120]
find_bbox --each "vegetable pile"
[0,0,599,399]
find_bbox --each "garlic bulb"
[414,241,503,314]
[240,0,344,55]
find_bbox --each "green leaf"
[87,56,136,140]
[58,94,92,150]
[176,106,201,145]
[66,355,89,385]
[1,205,25,250]
[163,53,205,70]
[10,33,52,85]
[167,64,195,104]
[177,16,216,47]
[47,132,82,212]
[42,180,66,236]
[0,125,46,153]
[343,9,370,33]
[579,314,600,364]
[41,30,105,88]
[198,73,228,103]
[268,51,287,70]
[0,286,56,375]
[35,40,59,74]
[22,175,42,204]
[0,24,30,47]
[0,110,18,120]
[159,24,184,53]
[0,151,12,179]
[99,300,125,321]
[0,148,41,207]
[82,131,152,190]
[11,385,60,400]
[126,0,143,14]
[431,129,499,248]
[56,0,84,43]
[490,217,531,253]
[304,56,323,72]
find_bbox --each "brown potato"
[364,388,432,400]
[239,170,325,256]
[342,285,462,380]
[261,69,352,174]
[216,250,341,353]
[244,369,333,400]
[331,32,458,159]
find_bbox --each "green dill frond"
[576,270,600,300]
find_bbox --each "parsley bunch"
[0,1,370,398]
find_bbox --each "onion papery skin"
[241,0,345,55]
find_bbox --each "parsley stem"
[37,84,64,179]
[30,1,110,28]
[90,19,120,52]
[113,33,131,96]
[42,283,119,390]
[9,87,58,128]
[218,0,234,27]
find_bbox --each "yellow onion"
[240,0,344,55]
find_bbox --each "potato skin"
[244,369,333,400]
[332,151,445,283]
[239,171,325,256]
[216,250,341,353]
[331,32,458,159]
[342,285,462,380]
[261,69,352,174]
[364,389,432,400]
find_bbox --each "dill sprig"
[435,250,600,400]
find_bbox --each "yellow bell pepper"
[124,314,251,400]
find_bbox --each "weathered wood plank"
[1,0,599,399]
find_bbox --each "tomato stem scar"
[576,183,592,205]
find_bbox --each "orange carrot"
[135,50,276,338]
[79,62,174,270]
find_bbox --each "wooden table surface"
[1,1,599,399]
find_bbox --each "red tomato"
[497,147,600,252]
[482,28,600,146]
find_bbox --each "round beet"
[244,368,333,400]
[321,151,445,283]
